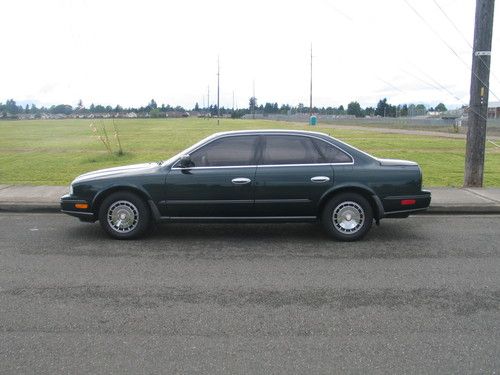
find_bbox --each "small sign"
[475,51,492,56]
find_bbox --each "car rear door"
[254,135,334,217]
[163,135,259,218]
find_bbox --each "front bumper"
[382,190,431,216]
[60,194,96,221]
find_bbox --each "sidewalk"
[0,184,500,214]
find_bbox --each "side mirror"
[179,154,192,168]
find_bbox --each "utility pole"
[217,56,220,124]
[464,0,495,187]
[252,80,256,119]
[309,43,313,116]
[207,86,210,112]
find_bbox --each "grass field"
[0,118,499,187]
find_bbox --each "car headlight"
[69,184,74,196]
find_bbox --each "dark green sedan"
[61,130,431,241]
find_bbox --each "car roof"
[207,129,375,162]
[210,129,332,138]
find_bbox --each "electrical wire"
[404,0,500,102]
[432,0,500,87]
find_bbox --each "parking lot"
[1,213,499,373]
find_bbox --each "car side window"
[313,139,353,163]
[261,135,323,165]
[189,136,258,167]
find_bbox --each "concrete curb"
[1,202,500,215]
[0,202,61,213]
[423,205,500,214]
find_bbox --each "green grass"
[0,118,499,186]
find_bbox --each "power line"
[376,76,405,93]
[324,0,493,110]
[334,0,493,128]
[322,0,353,22]
[404,0,500,102]
[396,59,491,123]
[432,0,500,86]
[404,0,466,63]
[409,64,464,102]
[400,68,442,93]
[322,0,471,107]
[405,65,490,123]
[432,0,473,49]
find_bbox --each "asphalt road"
[0,213,499,374]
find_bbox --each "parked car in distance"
[61,130,431,241]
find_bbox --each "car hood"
[376,158,418,166]
[73,163,159,183]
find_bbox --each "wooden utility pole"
[464,0,495,187]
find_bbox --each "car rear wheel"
[321,193,373,241]
[98,192,150,239]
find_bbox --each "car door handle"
[311,176,330,183]
[231,177,251,185]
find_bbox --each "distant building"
[487,101,500,118]
[165,111,189,118]
[441,108,464,120]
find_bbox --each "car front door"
[163,135,259,218]
[254,135,334,217]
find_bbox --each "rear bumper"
[60,194,96,221]
[382,190,431,216]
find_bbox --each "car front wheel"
[98,192,150,239]
[321,193,373,241]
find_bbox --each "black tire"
[321,193,373,241]
[98,191,150,239]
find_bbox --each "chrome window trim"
[171,133,355,170]
[257,162,353,168]
[172,162,353,171]
[171,165,257,170]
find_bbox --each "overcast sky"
[1,0,499,109]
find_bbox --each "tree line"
[0,97,448,119]
[241,97,447,118]
[0,99,189,118]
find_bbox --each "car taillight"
[401,199,416,206]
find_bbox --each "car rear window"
[313,139,353,163]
